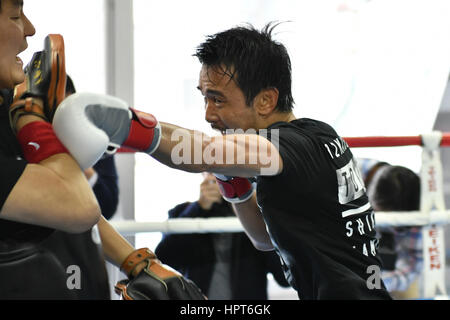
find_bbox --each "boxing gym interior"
[10,0,450,301]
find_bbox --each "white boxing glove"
[52,92,161,169]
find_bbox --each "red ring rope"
[116,133,450,153]
[344,133,450,148]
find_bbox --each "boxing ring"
[110,132,450,299]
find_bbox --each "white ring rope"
[110,217,245,235]
[110,210,450,236]
[376,210,450,227]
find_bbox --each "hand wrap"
[17,121,68,163]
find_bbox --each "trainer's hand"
[198,173,223,210]
[115,248,206,300]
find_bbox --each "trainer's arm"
[97,215,134,267]
[152,122,283,177]
[96,215,148,277]
[0,115,100,233]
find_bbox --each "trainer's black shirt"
[257,118,392,300]
[0,90,113,299]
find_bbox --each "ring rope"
[117,133,450,152]
[110,210,450,235]
[343,132,450,147]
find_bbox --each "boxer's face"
[198,64,258,134]
[0,0,35,89]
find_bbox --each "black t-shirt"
[256,118,392,300]
[0,90,113,299]
[0,89,53,249]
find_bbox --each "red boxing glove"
[17,121,68,163]
[213,174,255,204]
[122,108,161,154]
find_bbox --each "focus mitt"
[115,248,206,300]
[10,34,66,130]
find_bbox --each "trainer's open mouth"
[211,124,227,135]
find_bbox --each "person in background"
[155,173,290,300]
[359,158,423,299]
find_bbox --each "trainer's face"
[0,0,35,89]
[198,64,258,134]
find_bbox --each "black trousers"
[0,245,77,299]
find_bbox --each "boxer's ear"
[252,87,279,117]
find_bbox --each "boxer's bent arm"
[1,155,100,233]
[152,122,283,177]
[232,193,274,251]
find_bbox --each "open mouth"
[211,125,227,135]
[15,56,23,65]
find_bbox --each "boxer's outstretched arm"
[152,122,283,178]
[51,93,279,249]
[53,93,283,177]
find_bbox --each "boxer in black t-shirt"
[57,23,392,299]
[256,119,389,299]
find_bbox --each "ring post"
[420,131,447,298]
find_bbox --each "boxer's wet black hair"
[194,21,294,112]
